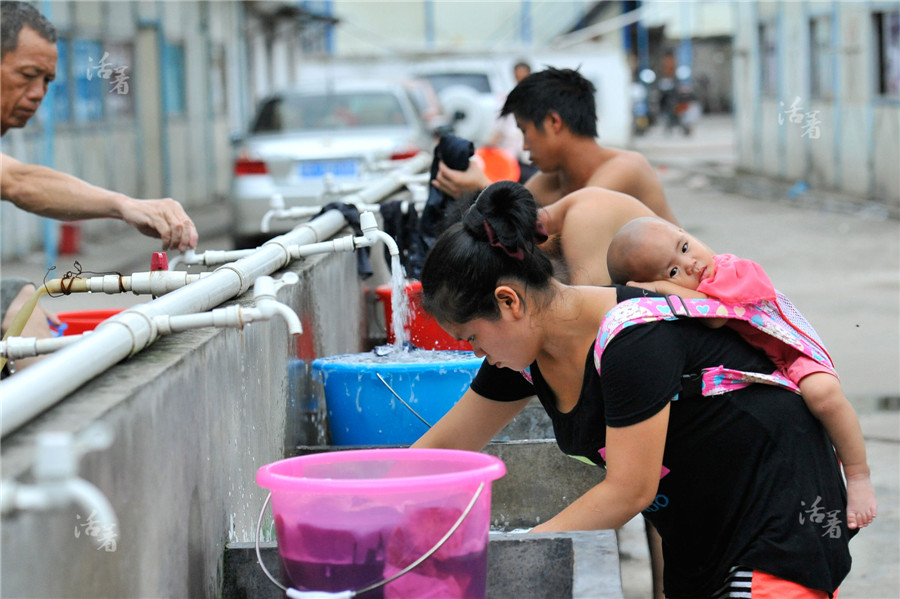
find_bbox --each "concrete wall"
[0,248,367,598]
[733,1,900,211]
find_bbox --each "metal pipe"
[1,209,347,438]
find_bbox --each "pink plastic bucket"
[256,448,506,598]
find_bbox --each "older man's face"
[0,26,57,136]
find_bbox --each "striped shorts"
[704,568,838,599]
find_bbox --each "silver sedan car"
[229,80,436,247]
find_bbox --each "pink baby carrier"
[594,292,836,397]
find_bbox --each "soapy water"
[315,349,479,365]
[281,550,487,599]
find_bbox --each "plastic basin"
[312,350,483,446]
[56,309,124,336]
[257,448,506,598]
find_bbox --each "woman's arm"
[411,387,532,451]
[531,404,670,532]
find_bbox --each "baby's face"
[635,224,716,289]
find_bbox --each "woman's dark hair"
[420,181,554,325]
[501,67,598,138]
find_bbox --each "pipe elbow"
[254,299,302,335]
[369,230,399,258]
[260,211,274,233]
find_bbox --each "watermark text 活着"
[87,52,130,95]
[799,496,843,538]
[75,510,118,552]
[777,96,821,139]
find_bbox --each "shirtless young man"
[432,67,678,225]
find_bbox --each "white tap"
[152,273,302,337]
[290,211,399,259]
[0,424,118,551]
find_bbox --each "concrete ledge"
[1,249,367,599]
[223,530,622,599]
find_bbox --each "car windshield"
[252,92,409,133]
[421,73,492,94]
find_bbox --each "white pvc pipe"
[1,154,428,437]
[0,210,345,438]
[261,152,432,232]
[0,334,86,360]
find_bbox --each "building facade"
[733,1,900,208]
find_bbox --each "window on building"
[162,41,186,116]
[758,22,778,97]
[104,41,134,118]
[875,10,900,97]
[809,15,834,99]
[72,39,105,122]
[51,37,71,123]
[209,43,228,115]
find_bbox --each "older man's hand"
[118,196,199,251]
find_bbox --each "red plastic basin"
[375,281,471,351]
[56,309,124,336]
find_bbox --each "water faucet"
[242,273,303,335]
[0,424,119,551]
[290,211,399,260]
[151,273,302,337]
[261,193,287,233]
[168,248,257,270]
[359,210,399,258]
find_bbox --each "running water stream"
[389,254,411,351]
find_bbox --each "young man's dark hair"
[501,67,598,138]
[0,1,58,58]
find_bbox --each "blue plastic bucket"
[312,350,484,445]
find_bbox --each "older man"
[1,1,198,249]
[0,1,198,374]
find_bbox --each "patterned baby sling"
[593,291,836,398]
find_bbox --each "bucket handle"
[375,372,433,429]
[255,481,485,598]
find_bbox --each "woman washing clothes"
[412,181,854,598]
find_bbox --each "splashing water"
[316,349,476,365]
[389,254,410,350]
